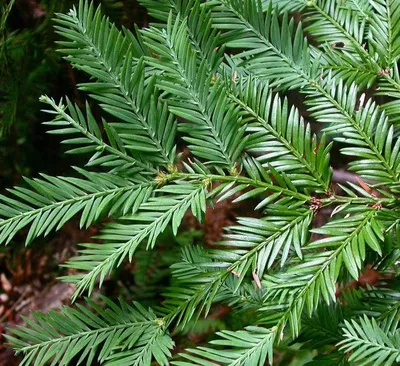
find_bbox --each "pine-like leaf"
[338,315,400,365]
[63,182,208,298]
[5,297,173,366]
[173,326,275,366]
[142,15,245,169]
[41,96,146,176]
[0,170,152,246]
[227,75,333,191]
[210,1,400,185]
[55,1,177,167]
[5,1,400,365]
[261,207,384,337]
[369,0,400,68]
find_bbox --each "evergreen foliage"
[3,0,400,364]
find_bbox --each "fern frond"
[338,315,400,365]
[318,47,377,89]
[277,0,400,98]
[64,182,208,298]
[343,281,400,334]
[376,64,400,125]
[304,0,369,51]
[159,242,227,327]
[138,0,196,23]
[369,0,400,68]
[306,75,400,184]
[308,0,400,107]
[262,207,384,337]
[345,0,373,17]
[6,297,173,366]
[0,170,152,246]
[260,0,305,13]
[41,96,149,176]
[183,1,224,73]
[227,75,333,191]
[210,1,313,91]
[210,0,400,185]
[270,0,371,61]
[214,206,313,277]
[310,209,385,278]
[142,16,245,169]
[138,0,175,22]
[55,1,177,167]
[161,207,312,329]
[215,275,265,312]
[173,326,275,366]
[5,1,400,364]
[141,0,224,73]
[160,244,261,328]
